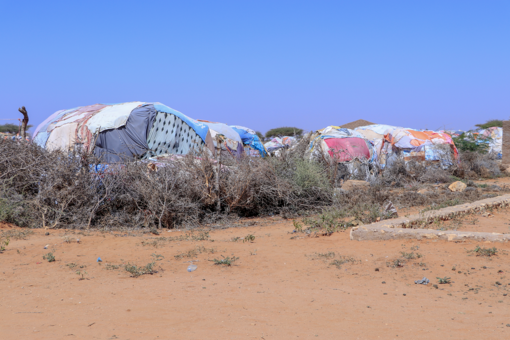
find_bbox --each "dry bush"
[0,137,504,230]
[0,139,333,229]
[452,151,501,179]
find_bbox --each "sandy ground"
[2,212,510,340]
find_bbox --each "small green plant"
[76,271,88,280]
[387,259,405,268]
[293,220,303,232]
[212,255,238,266]
[316,251,336,259]
[43,252,55,262]
[105,264,120,270]
[0,237,10,252]
[400,252,422,260]
[188,231,210,241]
[66,263,77,269]
[124,261,156,277]
[330,257,357,269]
[437,276,451,284]
[1,229,33,240]
[141,238,165,248]
[174,246,215,259]
[243,234,255,243]
[151,253,165,261]
[231,236,241,242]
[302,210,345,236]
[473,246,498,257]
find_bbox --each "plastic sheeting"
[309,127,377,164]
[33,102,216,161]
[264,136,297,153]
[230,126,267,157]
[33,102,145,152]
[144,110,214,157]
[93,104,156,163]
[323,137,371,162]
[479,127,502,158]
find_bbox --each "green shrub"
[293,159,330,191]
[475,120,503,129]
[452,133,491,153]
[124,261,156,277]
[43,252,55,262]
[265,127,303,139]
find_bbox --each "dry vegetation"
[0,138,506,230]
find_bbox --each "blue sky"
[1,0,508,134]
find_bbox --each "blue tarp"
[230,126,267,157]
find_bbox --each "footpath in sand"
[2,209,510,340]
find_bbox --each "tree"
[18,106,29,140]
[0,124,20,134]
[265,127,303,139]
[475,119,503,130]
[452,132,491,153]
[255,131,264,141]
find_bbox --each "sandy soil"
[440,208,510,234]
[2,215,510,340]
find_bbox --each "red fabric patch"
[324,137,370,162]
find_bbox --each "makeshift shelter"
[354,125,459,167]
[230,126,267,157]
[478,127,502,158]
[33,102,215,163]
[264,136,297,153]
[382,128,458,166]
[355,125,401,167]
[196,120,244,157]
[309,126,377,164]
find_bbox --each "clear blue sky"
[1,0,508,134]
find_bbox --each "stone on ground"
[342,180,370,191]
[448,181,467,192]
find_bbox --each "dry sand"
[2,212,510,339]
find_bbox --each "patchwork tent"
[196,120,244,157]
[354,125,459,167]
[264,136,297,153]
[384,128,458,161]
[230,126,267,157]
[478,127,502,158]
[309,126,377,164]
[33,102,215,163]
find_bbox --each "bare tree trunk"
[18,106,29,140]
[215,135,222,212]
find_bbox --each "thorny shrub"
[0,139,332,229]
[0,138,505,230]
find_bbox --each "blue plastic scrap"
[414,277,429,285]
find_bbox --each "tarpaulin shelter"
[308,126,377,164]
[197,120,245,157]
[478,127,502,159]
[264,136,297,153]
[382,128,458,166]
[230,126,267,157]
[33,102,215,163]
[355,124,401,165]
[354,125,459,167]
